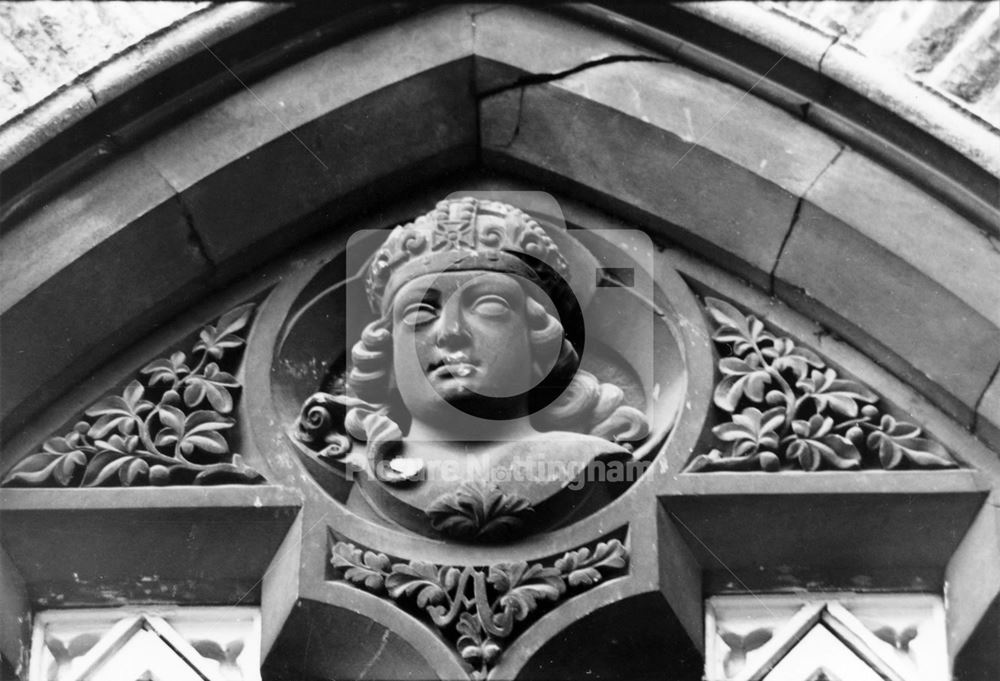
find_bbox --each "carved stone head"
[350,198,587,435]
[295,197,651,540]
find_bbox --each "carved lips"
[427,353,480,380]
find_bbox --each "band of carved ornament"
[330,537,628,680]
[1,304,264,488]
[689,297,958,473]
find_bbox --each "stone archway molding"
[2,4,996,454]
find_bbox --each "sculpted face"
[391,271,556,425]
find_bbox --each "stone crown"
[366,197,570,314]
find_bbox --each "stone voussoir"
[774,196,1000,428]
[481,80,800,290]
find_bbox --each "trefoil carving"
[688,298,958,473]
[330,537,628,679]
[2,304,264,487]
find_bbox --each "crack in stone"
[493,85,526,150]
[357,628,390,680]
[816,34,842,74]
[478,54,673,99]
[172,193,216,269]
[772,196,805,296]
[770,145,845,294]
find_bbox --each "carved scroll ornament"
[689,298,957,473]
[331,537,628,680]
[1,304,264,488]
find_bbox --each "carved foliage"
[2,305,264,488]
[427,481,533,542]
[689,298,957,473]
[331,538,628,679]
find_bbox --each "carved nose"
[435,299,470,347]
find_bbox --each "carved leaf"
[456,613,501,665]
[687,449,773,472]
[1,448,87,486]
[713,407,784,457]
[140,351,190,386]
[786,415,861,471]
[489,562,565,621]
[85,380,153,439]
[82,440,149,487]
[182,363,240,413]
[872,625,919,652]
[705,298,775,355]
[554,539,628,587]
[331,535,628,680]
[761,338,824,378]
[154,407,233,457]
[190,640,226,662]
[714,355,773,411]
[867,415,956,469]
[1,304,262,489]
[721,628,773,676]
[194,303,254,359]
[796,368,876,418]
[385,562,452,609]
[693,295,958,473]
[331,542,390,590]
[427,481,532,542]
[191,454,265,484]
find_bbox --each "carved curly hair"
[341,282,648,457]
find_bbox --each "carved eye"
[401,303,438,326]
[471,295,512,318]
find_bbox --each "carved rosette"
[1,304,264,487]
[330,537,629,680]
[689,298,958,473]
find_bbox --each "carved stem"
[753,340,797,435]
[138,413,167,457]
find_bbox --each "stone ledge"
[0,485,302,607]
[663,470,987,587]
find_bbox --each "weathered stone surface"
[772,0,1000,126]
[0,1,205,121]
[481,80,800,288]
[774,197,1000,425]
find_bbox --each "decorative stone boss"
[295,198,652,541]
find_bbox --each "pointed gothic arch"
[1,4,997,680]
